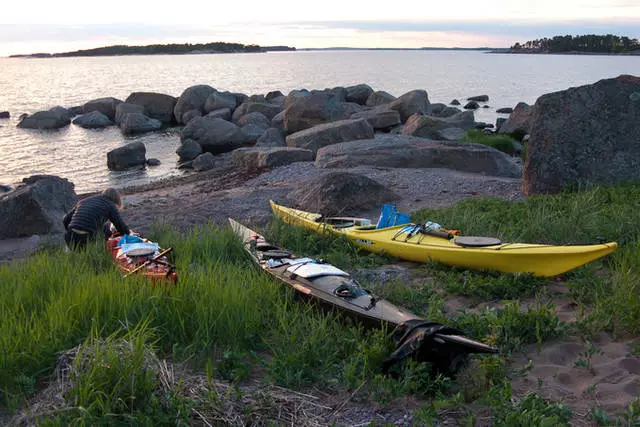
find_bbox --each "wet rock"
[17,106,71,130]
[119,113,162,135]
[176,139,202,161]
[72,111,114,128]
[204,91,237,113]
[206,108,232,121]
[450,99,461,105]
[468,94,489,102]
[82,97,122,121]
[497,107,514,114]
[464,100,480,110]
[181,117,246,154]
[192,152,215,171]
[0,111,9,119]
[174,85,217,125]
[115,103,145,125]
[146,158,161,166]
[125,92,177,124]
[107,142,146,171]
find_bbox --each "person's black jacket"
[63,195,130,236]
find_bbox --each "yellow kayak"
[270,200,618,276]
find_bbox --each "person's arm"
[62,206,76,230]
[108,205,131,235]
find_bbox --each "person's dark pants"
[64,229,91,250]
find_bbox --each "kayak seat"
[454,236,502,247]
[256,242,281,251]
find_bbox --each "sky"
[1,0,639,56]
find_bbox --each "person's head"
[101,187,122,209]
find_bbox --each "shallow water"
[0,50,637,192]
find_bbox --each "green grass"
[3,182,640,424]
[461,129,521,155]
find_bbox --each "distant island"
[495,34,640,55]
[9,42,296,58]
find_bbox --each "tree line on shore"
[510,34,640,53]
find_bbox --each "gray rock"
[17,106,71,129]
[450,99,461,105]
[192,152,215,171]
[182,109,203,125]
[67,106,83,117]
[315,134,522,178]
[256,128,286,147]
[271,110,286,133]
[283,92,344,133]
[125,92,177,124]
[402,111,475,139]
[232,92,249,106]
[366,90,396,107]
[498,102,533,135]
[350,107,401,130]
[346,84,374,105]
[119,113,162,135]
[496,107,514,114]
[425,103,447,116]
[72,111,114,128]
[181,116,246,154]
[232,101,282,122]
[0,184,12,193]
[464,101,480,110]
[174,85,217,125]
[496,117,507,131]
[286,118,375,154]
[107,142,146,170]
[523,74,640,195]
[83,97,122,121]
[176,139,202,161]
[435,127,466,141]
[204,91,237,113]
[266,90,284,101]
[146,158,161,166]
[467,95,489,102]
[236,112,271,129]
[206,108,232,121]
[115,103,145,125]
[388,90,430,122]
[0,111,9,119]
[0,175,76,239]
[241,123,270,143]
[249,94,266,103]
[288,172,398,216]
[437,106,463,118]
[232,147,314,170]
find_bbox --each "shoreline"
[489,50,640,56]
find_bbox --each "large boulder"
[72,111,114,128]
[206,108,232,121]
[256,128,286,147]
[523,74,640,195]
[180,116,246,154]
[107,142,146,170]
[18,107,71,129]
[0,175,76,238]
[125,92,177,124]
[0,111,10,119]
[192,152,216,171]
[176,139,202,161]
[283,92,344,133]
[402,111,476,139]
[498,102,533,135]
[286,118,375,154]
[115,103,145,125]
[468,95,489,102]
[315,134,522,178]
[174,85,216,125]
[82,97,122,121]
[288,172,398,216]
[204,91,238,113]
[236,112,271,129]
[119,113,162,135]
[388,90,430,122]
[345,84,374,105]
[367,91,396,107]
[350,107,401,130]
[232,101,282,122]
[232,147,314,170]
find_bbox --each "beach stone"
[468,95,489,102]
[232,101,282,123]
[0,175,76,239]
[283,91,344,133]
[497,107,514,114]
[241,123,270,143]
[181,116,246,154]
[366,90,396,107]
[249,94,266,103]
[206,108,232,121]
[350,107,401,130]
[450,99,461,105]
[267,95,286,108]
[402,111,475,139]
[286,118,374,154]
[181,109,203,125]
[496,117,507,132]
[426,103,447,116]
[266,90,284,101]
[388,90,430,122]
[271,110,285,133]
[232,147,313,170]
[437,106,463,118]
[72,111,114,128]
[288,172,398,216]
[255,128,286,147]
[498,102,533,135]
[107,142,146,171]
[192,152,215,171]
[67,106,83,117]
[464,101,480,110]
[174,85,217,125]
[315,134,522,178]
[0,111,9,118]
[115,102,145,125]
[125,92,177,124]
[146,158,161,166]
[524,74,640,195]
[17,106,71,129]
[204,91,237,113]
[339,102,366,120]
[176,139,202,161]
[82,97,122,121]
[346,84,374,105]
[119,113,162,135]
[236,112,271,129]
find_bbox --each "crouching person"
[62,187,130,250]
